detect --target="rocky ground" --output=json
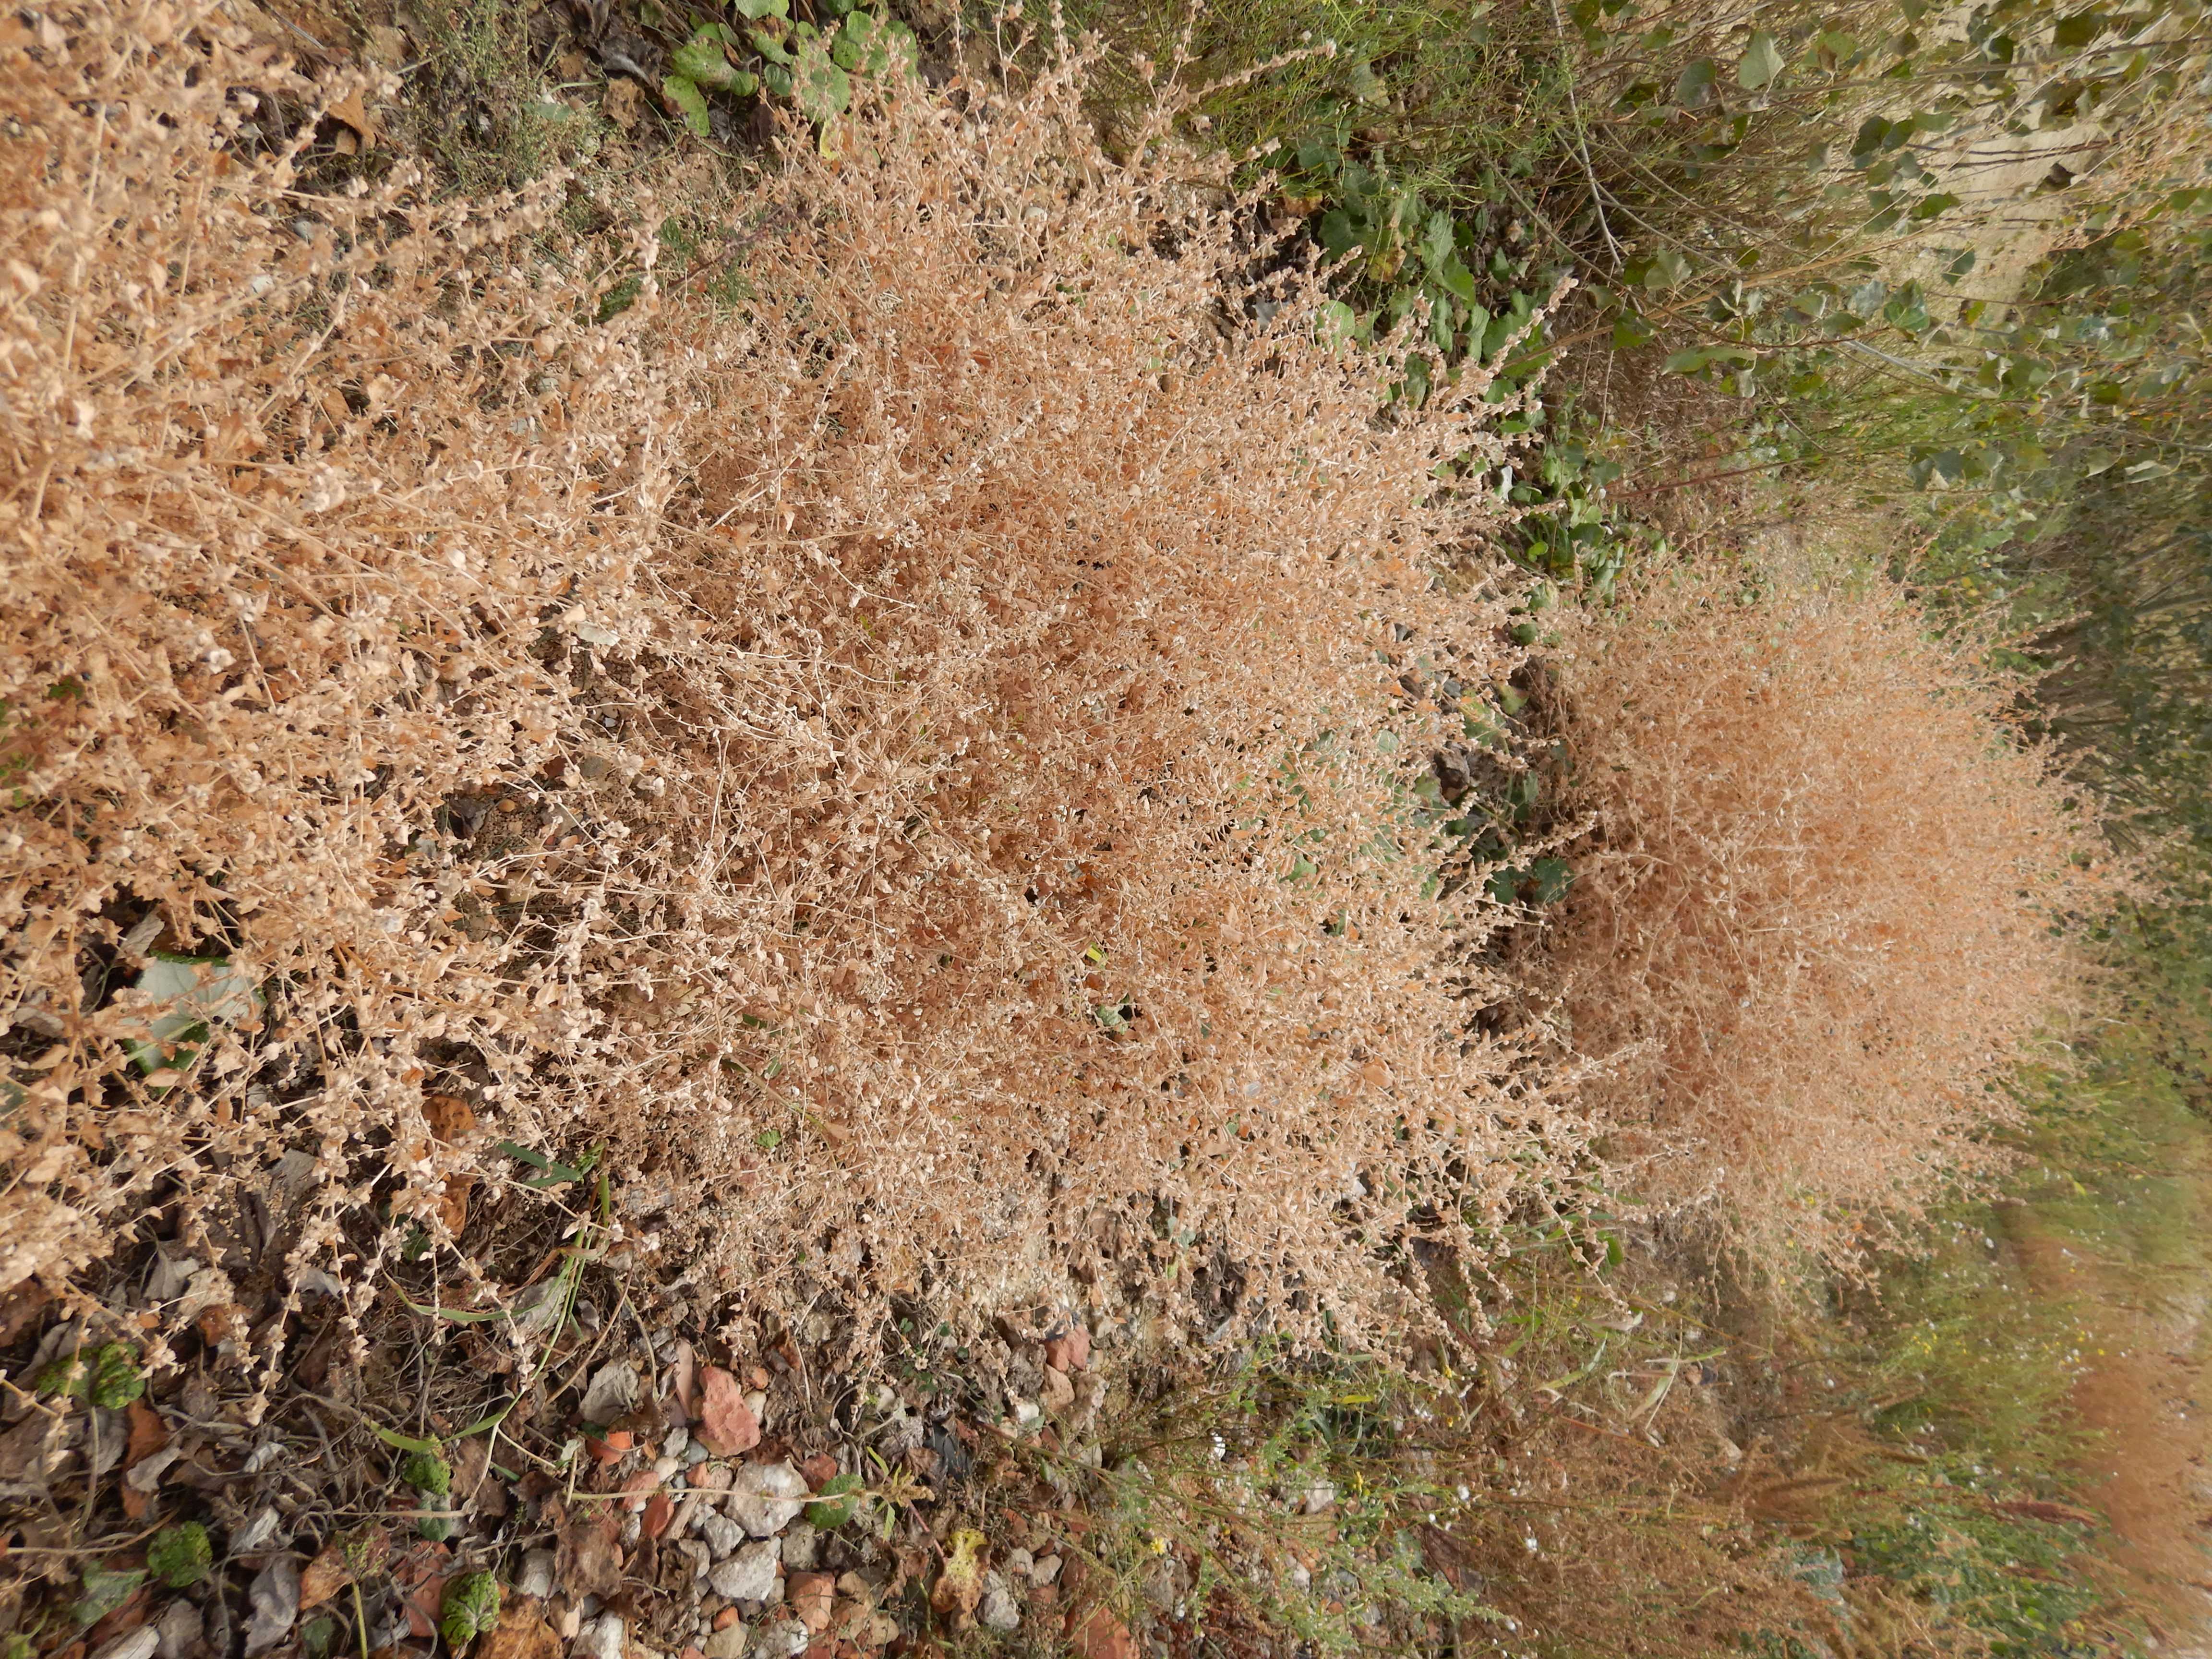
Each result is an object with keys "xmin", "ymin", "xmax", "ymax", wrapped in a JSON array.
[{"xmin": 0, "ymin": 1233, "xmax": 1151, "ymax": 1659}]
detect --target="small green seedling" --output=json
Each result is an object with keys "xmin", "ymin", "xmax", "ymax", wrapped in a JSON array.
[
  {"xmin": 39, "ymin": 1341, "xmax": 146, "ymax": 1408},
  {"xmin": 149, "ymin": 1522, "xmax": 214, "ymax": 1588}
]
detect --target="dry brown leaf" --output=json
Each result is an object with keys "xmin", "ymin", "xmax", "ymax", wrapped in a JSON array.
[
  {"xmin": 476, "ymin": 1604, "xmax": 561, "ymax": 1659},
  {"xmin": 437, "ymin": 1173, "xmax": 474, "ymax": 1238},
  {"xmin": 423, "ymin": 1094, "xmax": 478, "ymax": 1143},
  {"xmin": 555, "ymin": 1509, "xmax": 624, "ymax": 1600},
  {"xmin": 327, "ymin": 88, "xmax": 375, "ymax": 147},
  {"xmin": 119, "ymin": 1400, "xmax": 168, "ymax": 1521},
  {"xmin": 298, "ymin": 1542, "xmax": 351, "ymax": 1611}
]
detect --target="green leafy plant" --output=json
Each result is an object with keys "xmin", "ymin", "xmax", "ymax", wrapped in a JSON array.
[
  {"xmin": 39, "ymin": 1341, "xmax": 145, "ymax": 1407},
  {"xmin": 663, "ymin": 24, "xmax": 760, "ymax": 137},
  {"xmin": 148, "ymin": 1523, "xmax": 214, "ymax": 1589},
  {"xmin": 439, "ymin": 1571, "xmax": 502, "ymax": 1647},
  {"xmin": 804, "ymin": 1471, "xmax": 864, "ymax": 1528}
]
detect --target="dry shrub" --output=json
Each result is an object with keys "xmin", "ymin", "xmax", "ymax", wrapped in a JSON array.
[
  {"xmin": 0, "ymin": 2, "xmax": 1578, "ymax": 1352},
  {"xmin": 1541, "ymin": 565, "xmax": 2114, "ymax": 1266}
]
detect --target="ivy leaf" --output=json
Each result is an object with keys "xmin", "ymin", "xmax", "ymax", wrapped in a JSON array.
[
  {"xmin": 1433, "ymin": 252, "xmax": 1478, "ymax": 304},
  {"xmin": 732, "ymin": 0, "xmax": 789, "ymax": 16},
  {"xmin": 1673, "ymin": 57, "xmax": 1719, "ymax": 108},
  {"xmin": 1736, "ymin": 30, "xmax": 1783, "ymax": 90},
  {"xmin": 662, "ymin": 74, "xmax": 711, "ymax": 137},
  {"xmin": 671, "ymin": 31, "xmax": 740, "ymax": 91},
  {"xmin": 792, "ymin": 42, "xmax": 852, "ymax": 120},
  {"xmin": 831, "ymin": 10, "xmax": 918, "ymax": 78}
]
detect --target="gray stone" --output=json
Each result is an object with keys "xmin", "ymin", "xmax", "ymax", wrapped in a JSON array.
[
  {"xmin": 726, "ymin": 1461, "xmax": 808, "ymax": 1538},
  {"xmin": 704, "ymin": 1625, "xmax": 747, "ymax": 1659},
  {"xmin": 709, "ymin": 1540, "xmax": 780, "ymax": 1603},
  {"xmin": 699, "ymin": 1510, "xmax": 745, "ymax": 1560},
  {"xmin": 979, "ymin": 1573, "xmax": 1021, "ymax": 1633},
  {"xmin": 574, "ymin": 1613, "xmax": 625, "ymax": 1659},
  {"xmin": 747, "ymin": 1620, "xmax": 809, "ymax": 1659},
  {"xmin": 517, "ymin": 1548, "xmax": 558, "ymax": 1599},
  {"xmin": 1031, "ymin": 1554, "xmax": 1062, "ymax": 1587},
  {"xmin": 779, "ymin": 1523, "xmax": 817, "ymax": 1572}
]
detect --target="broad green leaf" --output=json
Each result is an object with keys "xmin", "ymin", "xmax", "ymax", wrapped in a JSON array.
[
  {"xmin": 792, "ymin": 43, "xmax": 841, "ymax": 118},
  {"xmin": 671, "ymin": 31, "xmax": 740, "ymax": 91},
  {"xmin": 733, "ymin": 0, "xmax": 789, "ymax": 16},
  {"xmin": 1673, "ymin": 57, "xmax": 1719, "ymax": 108},
  {"xmin": 831, "ymin": 10, "xmax": 918, "ymax": 78},
  {"xmin": 1736, "ymin": 30, "xmax": 1783, "ymax": 90},
  {"xmin": 1420, "ymin": 209, "xmax": 1455, "ymax": 273},
  {"xmin": 662, "ymin": 73, "xmax": 711, "ymax": 136},
  {"xmin": 1433, "ymin": 253, "xmax": 1478, "ymax": 304},
  {"xmin": 126, "ymin": 953, "xmax": 260, "ymax": 1073}
]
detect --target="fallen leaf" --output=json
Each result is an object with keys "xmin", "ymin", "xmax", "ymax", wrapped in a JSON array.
[
  {"xmin": 119, "ymin": 1403, "xmax": 169, "ymax": 1522},
  {"xmin": 695, "ymin": 1366, "xmax": 759, "ymax": 1456},
  {"xmin": 326, "ymin": 88, "xmax": 376, "ymax": 148},
  {"xmin": 476, "ymin": 1605, "xmax": 561, "ymax": 1659},
  {"xmin": 299, "ymin": 1542, "xmax": 351, "ymax": 1611},
  {"xmin": 243, "ymin": 1558, "xmax": 301, "ymax": 1655},
  {"xmin": 0, "ymin": 1280, "xmax": 51, "ymax": 1347},
  {"xmin": 929, "ymin": 1530, "xmax": 985, "ymax": 1618},
  {"xmin": 602, "ymin": 77, "xmax": 641, "ymax": 133},
  {"xmin": 453, "ymin": 1435, "xmax": 511, "ymax": 1519},
  {"xmin": 555, "ymin": 1508, "xmax": 623, "ymax": 1600},
  {"xmin": 643, "ymin": 1489, "xmax": 674, "ymax": 1541},
  {"xmin": 668, "ymin": 1340, "xmax": 698, "ymax": 1421},
  {"xmin": 578, "ymin": 1360, "xmax": 640, "ymax": 1428},
  {"xmin": 424, "ymin": 1094, "xmax": 476, "ymax": 1142}
]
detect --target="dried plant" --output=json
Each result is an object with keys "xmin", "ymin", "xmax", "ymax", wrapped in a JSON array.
[
  {"xmin": 0, "ymin": 2, "xmax": 1579, "ymax": 1357},
  {"xmin": 1539, "ymin": 564, "xmax": 2118, "ymax": 1268}
]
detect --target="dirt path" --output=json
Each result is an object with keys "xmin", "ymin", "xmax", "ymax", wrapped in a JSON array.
[{"xmin": 2002, "ymin": 1184, "xmax": 2212, "ymax": 1650}]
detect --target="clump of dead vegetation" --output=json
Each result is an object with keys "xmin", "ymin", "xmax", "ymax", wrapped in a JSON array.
[
  {"xmin": 0, "ymin": 1, "xmax": 1581, "ymax": 1361},
  {"xmin": 1540, "ymin": 563, "xmax": 2117, "ymax": 1266}
]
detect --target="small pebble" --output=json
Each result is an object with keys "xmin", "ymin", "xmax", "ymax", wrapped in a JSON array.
[
  {"xmin": 780, "ymin": 1522, "xmax": 818, "ymax": 1572},
  {"xmin": 518, "ymin": 1549, "xmax": 558, "ymax": 1599},
  {"xmin": 664, "ymin": 1425, "xmax": 690, "ymax": 1461},
  {"xmin": 1031, "ymin": 1554, "xmax": 1063, "ymax": 1587},
  {"xmin": 574, "ymin": 1613, "xmax": 625, "ymax": 1659},
  {"xmin": 703, "ymin": 1625, "xmax": 747, "ymax": 1659},
  {"xmin": 700, "ymin": 1511, "xmax": 745, "ymax": 1560},
  {"xmin": 1005, "ymin": 1548, "xmax": 1034, "ymax": 1582}
]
